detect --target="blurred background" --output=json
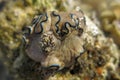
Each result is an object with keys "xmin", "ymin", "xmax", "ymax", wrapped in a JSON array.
[{"xmin": 0, "ymin": 0, "xmax": 120, "ymax": 80}]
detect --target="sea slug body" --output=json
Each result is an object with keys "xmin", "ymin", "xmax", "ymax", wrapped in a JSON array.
[{"xmin": 23, "ymin": 11, "xmax": 86, "ymax": 70}]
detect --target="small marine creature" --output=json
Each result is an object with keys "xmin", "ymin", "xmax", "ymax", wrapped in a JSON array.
[{"xmin": 23, "ymin": 11, "xmax": 86, "ymax": 70}]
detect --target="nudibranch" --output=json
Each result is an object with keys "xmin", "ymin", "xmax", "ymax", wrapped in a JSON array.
[{"xmin": 23, "ymin": 11, "xmax": 86, "ymax": 70}]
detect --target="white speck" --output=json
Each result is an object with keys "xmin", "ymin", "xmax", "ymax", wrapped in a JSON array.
[{"xmin": 85, "ymin": 15, "xmax": 102, "ymax": 36}]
